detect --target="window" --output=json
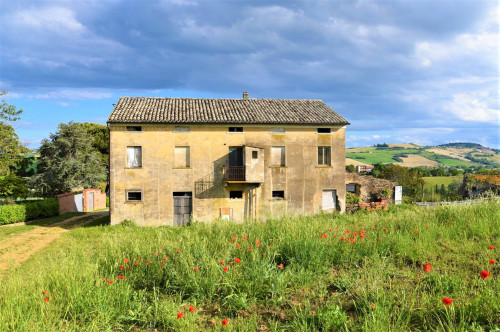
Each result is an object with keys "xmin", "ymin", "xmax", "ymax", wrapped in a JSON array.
[
  {"xmin": 174, "ymin": 126, "xmax": 190, "ymax": 132},
  {"xmin": 228, "ymin": 127, "xmax": 243, "ymax": 132},
  {"xmin": 126, "ymin": 126, "xmax": 142, "ymax": 132},
  {"xmin": 127, "ymin": 146, "xmax": 142, "ymax": 167},
  {"xmin": 126, "ymin": 190, "xmax": 142, "ymax": 202},
  {"xmin": 175, "ymin": 146, "xmax": 190, "ymax": 168},
  {"xmin": 252, "ymin": 151, "xmax": 258, "ymax": 159},
  {"xmin": 271, "ymin": 147, "xmax": 286, "ymax": 166},
  {"xmin": 346, "ymin": 184, "xmax": 356, "ymax": 193},
  {"xmin": 318, "ymin": 146, "xmax": 331, "ymax": 166},
  {"xmin": 272, "ymin": 190, "xmax": 285, "ymax": 199},
  {"xmin": 270, "ymin": 127, "xmax": 285, "ymax": 133},
  {"xmin": 230, "ymin": 191, "xmax": 243, "ymax": 199},
  {"xmin": 317, "ymin": 128, "xmax": 331, "ymax": 134}
]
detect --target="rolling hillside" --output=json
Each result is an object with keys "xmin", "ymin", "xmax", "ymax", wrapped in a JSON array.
[{"xmin": 346, "ymin": 143, "xmax": 499, "ymax": 169}]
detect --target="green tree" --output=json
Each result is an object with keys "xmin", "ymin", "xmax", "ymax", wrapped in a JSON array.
[
  {"xmin": 78, "ymin": 122, "xmax": 109, "ymax": 167},
  {"xmin": 345, "ymin": 164, "xmax": 356, "ymax": 173},
  {"xmin": 0, "ymin": 91, "xmax": 25, "ymax": 175},
  {"xmin": 376, "ymin": 165, "xmax": 424, "ymax": 197},
  {"xmin": 430, "ymin": 167, "xmax": 447, "ymax": 176},
  {"xmin": 29, "ymin": 122, "xmax": 107, "ymax": 195},
  {"xmin": 440, "ymin": 184, "xmax": 446, "ymax": 195},
  {"xmin": 0, "ymin": 174, "xmax": 29, "ymax": 197}
]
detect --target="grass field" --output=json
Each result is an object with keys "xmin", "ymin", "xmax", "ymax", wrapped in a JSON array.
[
  {"xmin": 0, "ymin": 203, "xmax": 498, "ymax": 331},
  {"xmin": 423, "ymin": 176, "xmax": 462, "ymax": 190}
]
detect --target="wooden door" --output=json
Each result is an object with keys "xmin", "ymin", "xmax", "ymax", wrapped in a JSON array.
[{"xmin": 173, "ymin": 193, "xmax": 192, "ymax": 226}]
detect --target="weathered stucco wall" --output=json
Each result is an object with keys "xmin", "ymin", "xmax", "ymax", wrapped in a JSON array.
[
  {"xmin": 345, "ymin": 173, "xmax": 396, "ymax": 203},
  {"xmin": 110, "ymin": 124, "xmax": 346, "ymax": 226}
]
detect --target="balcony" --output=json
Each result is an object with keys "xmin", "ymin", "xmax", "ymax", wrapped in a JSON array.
[{"xmin": 223, "ymin": 166, "xmax": 246, "ymax": 181}]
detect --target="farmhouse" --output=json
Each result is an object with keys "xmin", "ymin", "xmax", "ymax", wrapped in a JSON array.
[{"xmin": 107, "ymin": 93, "xmax": 350, "ymax": 226}]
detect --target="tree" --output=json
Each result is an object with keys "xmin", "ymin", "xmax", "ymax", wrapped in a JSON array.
[
  {"xmin": 0, "ymin": 174, "xmax": 29, "ymax": 197},
  {"xmin": 0, "ymin": 91, "xmax": 25, "ymax": 176},
  {"xmin": 29, "ymin": 122, "xmax": 107, "ymax": 195},
  {"xmin": 345, "ymin": 164, "xmax": 356, "ymax": 173},
  {"xmin": 440, "ymin": 184, "xmax": 446, "ymax": 195},
  {"xmin": 375, "ymin": 165, "xmax": 424, "ymax": 197},
  {"xmin": 78, "ymin": 122, "xmax": 109, "ymax": 167}
]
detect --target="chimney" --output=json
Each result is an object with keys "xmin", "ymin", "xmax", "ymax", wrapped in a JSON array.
[{"xmin": 242, "ymin": 91, "xmax": 249, "ymax": 99}]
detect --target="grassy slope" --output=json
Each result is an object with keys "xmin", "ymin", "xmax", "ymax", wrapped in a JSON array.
[
  {"xmin": 346, "ymin": 146, "xmax": 488, "ymax": 168},
  {"xmin": 423, "ymin": 176, "xmax": 461, "ymax": 190},
  {"xmin": 0, "ymin": 203, "xmax": 498, "ymax": 331}
]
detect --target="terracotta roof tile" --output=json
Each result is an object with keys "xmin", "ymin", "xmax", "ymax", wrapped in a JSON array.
[{"xmin": 108, "ymin": 97, "xmax": 349, "ymax": 125}]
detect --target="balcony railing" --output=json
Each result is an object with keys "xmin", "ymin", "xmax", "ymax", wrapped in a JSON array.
[{"xmin": 223, "ymin": 166, "xmax": 245, "ymax": 181}]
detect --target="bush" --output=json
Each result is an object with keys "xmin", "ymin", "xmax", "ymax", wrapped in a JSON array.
[
  {"xmin": 0, "ymin": 198, "xmax": 59, "ymax": 225},
  {"xmin": 346, "ymin": 192, "xmax": 361, "ymax": 204}
]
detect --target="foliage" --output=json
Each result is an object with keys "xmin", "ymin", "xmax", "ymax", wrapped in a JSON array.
[
  {"xmin": 0, "ymin": 174, "xmax": 29, "ymax": 197},
  {"xmin": 375, "ymin": 164, "xmax": 424, "ymax": 197},
  {"xmin": 0, "ymin": 91, "xmax": 26, "ymax": 176},
  {"xmin": 0, "ymin": 198, "xmax": 59, "ymax": 224},
  {"xmin": 12, "ymin": 153, "xmax": 39, "ymax": 176},
  {"xmin": 345, "ymin": 164, "xmax": 355, "ymax": 173},
  {"xmin": 346, "ymin": 192, "xmax": 361, "ymax": 204},
  {"xmin": 0, "ymin": 202, "xmax": 498, "ymax": 330},
  {"xmin": 29, "ymin": 122, "xmax": 107, "ymax": 195},
  {"xmin": 78, "ymin": 122, "xmax": 109, "ymax": 167}
]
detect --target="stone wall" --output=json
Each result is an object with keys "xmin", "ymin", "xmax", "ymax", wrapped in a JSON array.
[
  {"xmin": 346, "ymin": 199, "xmax": 389, "ymax": 213},
  {"xmin": 346, "ymin": 173, "xmax": 396, "ymax": 203}
]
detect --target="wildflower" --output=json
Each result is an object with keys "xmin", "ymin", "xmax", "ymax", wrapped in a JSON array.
[
  {"xmin": 255, "ymin": 239, "xmax": 260, "ymax": 244},
  {"xmin": 189, "ymin": 305, "xmax": 196, "ymax": 312},
  {"xmin": 194, "ymin": 267, "xmax": 199, "ymax": 272},
  {"xmin": 222, "ymin": 319, "xmax": 229, "ymax": 326},
  {"xmin": 278, "ymin": 263, "xmax": 284, "ymax": 270},
  {"xmin": 480, "ymin": 270, "xmax": 492, "ymax": 279},
  {"xmin": 489, "ymin": 259, "xmax": 496, "ymax": 264},
  {"xmin": 126, "ymin": 267, "xmax": 131, "ymax": 271},
  {"xmin": 424, "ymin": 264, "xmax": 432, "ymax": 272},
  {"xmin": 370, "ymin": 303, "xmax": 376, "ymax": 308},
  {"xmin": 296, "ymin": 237, "xmax": 299, "ymax": 240},
  {"xmin": 248, "ymin": 247, "xmax": 252, "ymax": 251},
  {"xmin": 257, "ymin": 243, "xmax": 262, "ymax": 247},
  {"xmin": 425, "ymin": 226, "xmax": 429, "ymax": 229},
  {"xmin": 164, "ymin": 256, "xmax": 169, "ymax": 260},
  {"xmin": 42, "ymin": 290, "xmax": 48, "ymax": 295},
  {"xmin": 268, "ymin": 245, "xmax": 272, "ymax": 248},
  {"xmin": 234, "ymin": 257, "xmax": 240, "ymax": 264},
  {"xmin": 442, "ymin": 297, "xmax": 454, "ymax": 306},
  {"xmin": 223, "ymin": 266, "xmax": 228, "ymax": 272},
  {"xmin": 159, "ymin": 246, "xmax": 163, "ymax": 250},
  {"xmin": 103, "ymin": 278, "xmax": 108, "ymax": 282},
  {"xmin": 220, "ymin": 260, "xmax": 225, "ymax": 265},
  {"xmin": 177, "ymin": 250, "xmax": 181, "ymax": 254},
  {"xmin": 489, "ymin": 245, "xmax": 495, "ymax": 250},
  {"xmin": 44, "ymin": 297, "xmax": 50, "ymax": 302},
  {"xmin": 323, "ymin": 234, "xmax": 328, "ymax": 238},
  {"xmin": 146, "ymin": 260, "xmax": 151, "ymax": 264},
  {"xmin": 120, "ymin": 264, "xmax": 124, "ymax": 270},
  {"xmin": 236, "ymin": 243, "xmax": 241, "ymax": 248},
  {"xmin": 384, "ymin": 228, "xmax": 388, "ymax": 232},
  {"xmin": 153, "ymin": 252, "xmax": 158, "ymax": 256},
  {"xmin": 329, "ymin": 229, "xmax": 332, "ymax": 232},
  {"xmin": 242, "ymin": 236, "xmax": 248, "ymax": 241},
  {"xmin": 177, "ymin": 312, "xmax": 184, "ymax": 319},
  {"xmin": 414, "ymin": 230, "xmax": 418, "ymax": 234},
  {"xmin": 261, "ymin": 253, "xmax": 264, "ymax": 257},
  {"xmin": 161, "ymin": 264, "xmax": 164, "ymax": 269},
  {"xmin": 124, "ymin": 259, "xmax": 130, "ymax": 263},
  {"xmin": 353, "ymin": 232, "xmax": 357, "ymax": 236},
  {"xmin": 340, "ymin": 237, "xmax": 345, "ymax": 241},
  {"xmin": 378, "ymin": 238, "xmax": 381, "ymax": 243},
  {"xmin": 373, "ymin": 227, "xmax": 376, "ymax": 230},
  {"xmin": 134, "ymin": 261, "xmax": 139, "ymax": 266},
  {"xmin": 275, "ymin": 238, "xmax": 279, "ymax": 242},
  {"xmin": 109, "ymin": 280, "xmax": 113, "ymax": 284}
]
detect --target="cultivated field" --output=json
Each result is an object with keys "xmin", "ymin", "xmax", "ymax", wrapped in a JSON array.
[{"xmin": 0, "ymin": 203, "xmax": 498, "ymax": 331}]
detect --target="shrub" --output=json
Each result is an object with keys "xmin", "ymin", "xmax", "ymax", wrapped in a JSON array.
[
  {"xmin": 0, "ymin": 198, "xmax": 59, "ymax": 225},
  {"xmin": 346, "ymin": 192, "xmax": 361, "ymax": 204}
]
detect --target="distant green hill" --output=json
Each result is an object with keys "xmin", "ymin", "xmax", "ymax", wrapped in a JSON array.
[{"xmin": 346, "ymin": 143, "xmax": 499, "ymax": 169}]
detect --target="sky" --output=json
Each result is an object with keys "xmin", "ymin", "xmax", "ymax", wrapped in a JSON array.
[{"xmin": 0, "ymin": 0, "xmax": 499, "ymax": 149}]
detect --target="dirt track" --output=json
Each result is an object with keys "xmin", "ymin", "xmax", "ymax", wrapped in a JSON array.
[{"xmin": 0, "ymin": 211, "xmax": 108, "ymax": 277}]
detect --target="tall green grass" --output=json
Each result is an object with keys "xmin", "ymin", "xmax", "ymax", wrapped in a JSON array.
[{"xmin": 0, "ymin": 202, "xmax": 498, "ymax": 331}]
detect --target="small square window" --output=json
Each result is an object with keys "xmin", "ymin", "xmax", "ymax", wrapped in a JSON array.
[
  {"xmin": 126, "ymin": 126, "xmax": 142, "ymax": 132},
  {"xmin": 228, "ymin": 127, "xmax": 243, "ymax": 132},
  {"xmin": 317, "ymin": 128, "xmax": 331, "ymax": 134},
  {"xmin": 174, "ymin": 126, "xmax": 190, "ymax": 132},
  {"xmin": 230, "ymin": 191, "xmax": 243, "ymax": 199},
  {"xmin": 272, "ymin": 190, "xmax": 285, "ymax": 199},
  {"xmin": 270, "ymin": 127, "xmax": 285, "ymax": 133},
  {"xmin": 252, "ymin": 151, "xmax": 258, "ymax": 159},
  {"xmin": 126, "ymin": 190, "xmax": 142, "ymax": 202}
]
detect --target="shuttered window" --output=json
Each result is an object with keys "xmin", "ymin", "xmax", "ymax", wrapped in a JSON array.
[{"xmin": 318, "ymin": 146, "xmax": 331, "ymax": 166}]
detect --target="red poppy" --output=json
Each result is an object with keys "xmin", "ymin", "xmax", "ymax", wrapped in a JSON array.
[
  {"xmin": 42, "ymin": 290, "xmax": 48, "ymax": 295},
  {"xmin": 373, "ymin": 227, "xmax": 376, "ymax": 230},
  {"xmin": 236, "ymin": 243, "xmax": 241, "ymax": 248},
  {"xmin": 234, "ymin": 257, "xmax": 240, "ymax": 264},
  {"xmin": 120, "ymin": 264, "xmax": 124, "ymax": 270},
  {"xmin": 257, "ymin": 243, "xmax": 262, "ymax": 247},
  {"xmin": 159, "ymin": 246, "xmax": 163, "ymax": 250},
  {"xmin": 161, "ymin": 264, "xmax": 164, "ymax": 269},
  {"xmin": 424, "ymin": 264, "xmax": 432, "ymax": 272},
  {"xmin": 296, "ymin": 237, "xmax": 299, "ymax": 240},
  {"xmin": 177, "ymin": 312, "xmax": 184, "ymax": 319},
  {"xmin": 489, "ymin": 259, "xmax": 496, "ymax": 264},
  {"xmin": 153, "ymin": 252, "xmax": 158, "ymax": 256},
  {"xmin": 378, "ymin": 238, "xmax": 381, "ymax": 243},
  {"xmin": 341, "ymin": 237, "xmax": 345, "ymax": 241},
  {"xmin": 220, "ymin": 260, "xmax": 225, "ymax": 265},
  {"xmin": 353, "ymin": 232, "xmax": 357, "ymax": 236},
  {"xmin": 103, "ymin": 278, "xmax": 108, "ymax": 282},
  {"xmin": 278, "ymin": 263, "xmax": 284, "ymax": 270},
  {"xmin": 242, "ymin": 236, "xmax": 248, "ymax": 241},
  {"xmin": 480, "ymin": 270, "xmax": 492, "ymax": 279},
  {"xmin": 425, "ymin": 226, "xmax": 429, "ymax": 229},
  {"xmin": 414, "ymin": 230, "xmax": 418, "ymax": 234},
  {"xmin": 109, "ymin": 280, "xmax": 113, "ymax": 284},
  {"xmin": 275, "ymin": 238, "xmax": 279, "ymax": 242},
  {"xmin": 189, "ymin": 305, "xmax": 196, "ymax": 312},
  {"xmin": 323, "ymin": 234, "xmax": 328, "ymax": 238},
  {"xmin": 384, "ymin": 228, "xmax": 388, "ymax": 232},
  {"xmin": 268, "ymin": 245, "xmax": 272, "ymax": 248},
  {"xmin": 370, "ymin": 303, "xmax": 376, "ymax": 308},
  {"xmin": 255, "ymin": 239, "xmax": 260, "ymax": 244},
  {"xmin": 164, "ymin": 256, "xmax": 169, "ymax": 260},
  {"xmin": 222, "ymin": 319, "xmax": 229, "ymax": 326},
  {"xmin": 146, "ymin": 260, "xmax": 151, "ymax": 264},
  {"xmin": 126, "ymin": 267, "xmax": 131, "ymax": 271},
  {"xmin": 134, "ymin": 262, "xmax": 139, "ymax": 265},
  {"xmin": 261, "ymin": 253, "xmax": 264, "ymax": 257},
  {"xmin": 223, "ymin": 266, "xmax": 228, "ymax": 272},
  {"xmin": 248, "ymin": 247, "xmax": 252, "ymax": 251},
  {"xmin": 124, "ymin": 259, "xmax": 130, "ymax": 263},
  {"xmin": 194, "ymin": 267, "xmax": 199, "ymax": 271},
  {"xmin": 329, "ymin": 229, "xmax": 332, "ymax": 232},
  {"xmin": 44, "ymin": 297, "xmax": 50, "ymax": 302},
  {"xmin": 177, "ymin": 250, "xmax": 181, "ymax": 254},
  {"xmin": 442, "ymin": 297, "xmax": 454, "ymax": 306},
  {"xmin": 489, "ymin": 245, "xmax": 495, "ymax": 250}
]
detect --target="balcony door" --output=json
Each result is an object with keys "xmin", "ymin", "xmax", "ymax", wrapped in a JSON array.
[{"xmin": 228, "ymin": 147, "xmax": 244, "ymax": 166}]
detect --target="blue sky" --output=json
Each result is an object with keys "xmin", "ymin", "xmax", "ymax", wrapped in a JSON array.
[{"xmin": 1, "ymin": 0, "xmax": 498, "ymax": 149}]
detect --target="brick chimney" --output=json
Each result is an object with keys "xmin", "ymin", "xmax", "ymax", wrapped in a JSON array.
[{"xmin": 242, "ymin": 91, "xmax": 249, "ymax": 99}]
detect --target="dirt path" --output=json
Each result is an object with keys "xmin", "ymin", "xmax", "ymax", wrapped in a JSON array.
[{"xmin": 0, "ymin": 211, "xmax": 108, "ymax": 277}]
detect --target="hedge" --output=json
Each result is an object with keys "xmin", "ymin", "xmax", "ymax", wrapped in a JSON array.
[{"xmin": 0, "ymin": 199, "xmax": 59, "ymax": 225}]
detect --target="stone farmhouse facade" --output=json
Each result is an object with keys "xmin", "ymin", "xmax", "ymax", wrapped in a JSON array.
[{"xmin": 107, "ymin": 94, "xmax": 350, "ymax": 226}]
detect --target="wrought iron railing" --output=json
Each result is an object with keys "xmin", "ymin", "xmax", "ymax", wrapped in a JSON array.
[{"xmin": 223, "ymin": 166, "xmax": 245, "ymax": 181}]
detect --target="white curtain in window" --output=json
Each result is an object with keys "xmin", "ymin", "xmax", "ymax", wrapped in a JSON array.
[
  {"xmin": 271, "ymin": 147, "xmax": 285, "ymax": 166},
  {"xmin": 127, "ymin": 146, "xmax": 142, "ymax": 167}
]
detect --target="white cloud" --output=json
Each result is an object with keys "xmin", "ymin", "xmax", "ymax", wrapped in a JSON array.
[
  {"xmin": 30, "ymin": 89, "xmax": 113, "ymax": 100},
  {"xmin": 12, "ymin": 7, "xmax": 84, "ymax": 33},
  {"xmin": 443, "ymin": 92, "xmax": 500, "ymax": 123}
]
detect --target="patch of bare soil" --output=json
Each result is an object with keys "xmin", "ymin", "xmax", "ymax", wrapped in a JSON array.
[
  {"xmin": 427, "ymin": 148, "xmax": 470, "ymax": 161},
  {"xmin": 388, "ymin": 143, "xmax": 420, "ymax": 148},
  {"xmin": 0, "ymin": 211, "xmax": 108, "ymax": 277},
  {"xmin": 396, "ymin": 154, "xmax": 438, "ymax": 167}
]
